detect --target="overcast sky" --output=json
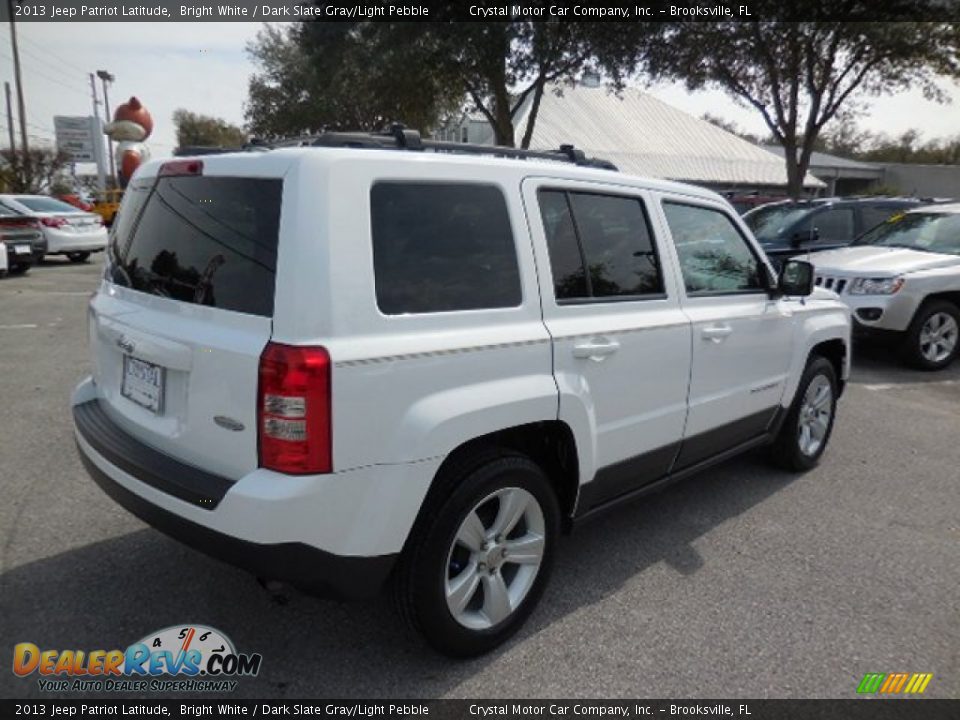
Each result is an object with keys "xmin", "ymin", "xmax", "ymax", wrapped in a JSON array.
[{"xmin": 4, "ymin": 21, "xmax": 960, "ymax": 170}]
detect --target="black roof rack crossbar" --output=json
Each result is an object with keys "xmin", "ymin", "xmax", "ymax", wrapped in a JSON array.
[
  {"xmin": 174, "ymin": 126, "xmax": 618, "ymax": 170},
  {"xmin": 264, "ymin": 124, "xmax": 618, "ymax": 170}
]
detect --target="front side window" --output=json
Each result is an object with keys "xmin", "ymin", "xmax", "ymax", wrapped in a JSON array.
[
  {"xmin": 538, "ymin": 189, "xmax": 663, "ymax": 303},
  {"xmin": 371, "ymin": 182, "xmax": 522, "ymax": 315},
  {"xmin": 662, "ymin": 202, "xmax": 764, "ymax": 295}
]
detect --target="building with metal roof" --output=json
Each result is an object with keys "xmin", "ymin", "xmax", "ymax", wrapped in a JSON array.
[
  {"xmin": 442, "ymin": 81, "xmax": 824, "ymax": 192},
  {"xmin": 762, "ymin": 145, "xmax": 884, "ymax": 196}
]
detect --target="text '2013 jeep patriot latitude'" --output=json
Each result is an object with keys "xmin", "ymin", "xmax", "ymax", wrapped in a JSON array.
[{"xmin": 73, "ymin": 131, "xmax": 851, "ymax": 656}]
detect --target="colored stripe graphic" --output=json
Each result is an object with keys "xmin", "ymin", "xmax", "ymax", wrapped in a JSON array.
[
  {"xmin": 858, "ymin": 672, "xmax": 933, "ymax": 694},
  {"xmin": 857, "ymin": 673, "xmax": 885, "ymax": 693}
]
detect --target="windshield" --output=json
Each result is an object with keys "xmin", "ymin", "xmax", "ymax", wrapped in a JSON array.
[
  {"xmin": 13, "ymin": 196, "xmax": 83, "ymax": 213},
  {"xmin": 743, "ymin": 205, "xmax": 811, "ymax": 240},
  {"xmin": 854, "ymin": 212, "xmax": 960, "ymax": 255}
]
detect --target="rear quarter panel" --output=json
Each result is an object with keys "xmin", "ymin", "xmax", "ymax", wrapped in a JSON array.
[{"xmin": 270, "ymin": 154, "xmax": 558, "ymax": 472}]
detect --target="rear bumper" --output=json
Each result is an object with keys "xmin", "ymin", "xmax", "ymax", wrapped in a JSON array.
[
  {"xmin": 72, "ymin": 392, "xmax": 400, "ymax": 599},
  {"xmin": 45, "ymin": 227, "xmax": 107, "ymax": 253}
]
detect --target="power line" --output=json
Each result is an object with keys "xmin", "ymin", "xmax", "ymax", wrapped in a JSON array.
[
  {"xmin": 0, "ymin": 47, "xmax": 90, "ymax": 99},
  {"xmin": 15, "ymin": 29, "xmax": 92, "ymax": 78},
  {"xmin": 12, "ymin": 41, "xmax": 90, "ymax": 87}
]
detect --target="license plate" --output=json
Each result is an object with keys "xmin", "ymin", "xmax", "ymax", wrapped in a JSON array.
[
  {"xmin": 121, "ymin": 356, "xmax": 165, "ymax": 414},
  {"xmin": 13, "ymin": 245, "xmax": 30, "ymax": 255}
]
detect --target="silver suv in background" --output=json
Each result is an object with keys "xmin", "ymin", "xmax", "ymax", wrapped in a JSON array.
[{"xmin": 809, "ymin": 204, "xmax": 960, "ymax": 369}]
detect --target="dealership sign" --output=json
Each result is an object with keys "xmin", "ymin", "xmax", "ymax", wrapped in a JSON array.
[{"xmin": 54, "ymin": 115, "xmax": 103, "ymax": 163}]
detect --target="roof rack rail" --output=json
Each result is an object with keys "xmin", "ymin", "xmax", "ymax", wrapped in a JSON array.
[
  {"xmin": 265, "ymin": 124, "xmax": 618, "ymax": 170},
  {"xmin": 173, "ymin": 143, "xmax": 269, "ymax": 156}
]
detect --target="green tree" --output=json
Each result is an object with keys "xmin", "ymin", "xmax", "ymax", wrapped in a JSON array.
[
  {"xmin": 245, "ymin": 23, "xmax": 464, "ymax": 138},
  {"xmin": 0, "ymin": 147, "xmax": 71, "ymax": 194},
  {"xmin": 648, "ymin": 9, "xmax": 960, "ymax": 196},
  {"xmin": 173, "ymin": 109, "xmax": 247, "ymax": 149},
  {"xmin": 246, "ymin": 18, "xmax": 652, "ymax": 147}
]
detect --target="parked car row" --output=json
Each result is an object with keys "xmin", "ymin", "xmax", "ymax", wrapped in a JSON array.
[
  {"xmin": 0, "ymin": 194, "xmax": 109, "ymax": 277},
  {"xmin": 737, "ymin": 195, "xmax": 959, "ymax": 371}
]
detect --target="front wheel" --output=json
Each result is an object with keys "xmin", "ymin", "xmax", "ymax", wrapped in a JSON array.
[
  {"xmin": 769, "ymin": 356, "xmax": 838, "ymax": 472},
  {"xmin": 9, "ymin": 264, "xmax": 29, "ymax": 275},
  {"xmin": 394, "ymin": 451, "xmax": 560, "ymax": 657},
  {"xmin": 67, "ymin": 252, "xmax": 91, "ymax": 263},
  {"xmin": 901, "ymin": 300, "xmax": 959, "ymax": 371}
]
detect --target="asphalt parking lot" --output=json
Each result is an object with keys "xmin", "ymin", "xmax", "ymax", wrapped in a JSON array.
[{"xmin": 1, "ymin": 258, "xmax": 957, "ymax": 700}]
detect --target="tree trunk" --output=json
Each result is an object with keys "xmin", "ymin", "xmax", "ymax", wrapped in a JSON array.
[
  {"xmin": 493, "ymin": 95, "xmax": 515, "ymax": 147},
  {"xmin": 519, "ymin": 81, "xmax": 546, "ymax": 150},
  {"xmin": 783, "ymin": 140, "xmax": 804, "ymax": 199}
]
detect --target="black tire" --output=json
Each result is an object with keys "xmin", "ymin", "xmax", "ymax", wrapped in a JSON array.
[
  {"xmin": 900, "ymin": 300, "xmax": 960, "ymax": 371},
  {"xmin": 9, "ymin": 264, "xmax": 29, "ymax": 275},
  {"xmin": 393, "ymin": 448, "xmax": 560, "ymax": 657},
  {"xmin": 67, "ymin": 252, "xmax": 91, "ymax": 263},
  {"xmin": 769, "ymin": 356, "xmax": 838, "ymax": 472}
]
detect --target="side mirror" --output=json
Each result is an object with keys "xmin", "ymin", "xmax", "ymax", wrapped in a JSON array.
[
  {"xmin": 791, "ymin": 227, "xmax": 820, "ymax": 247},
  {"xmin": 779, "ymin": 259, "xmax": 815, "ymax": 297}
]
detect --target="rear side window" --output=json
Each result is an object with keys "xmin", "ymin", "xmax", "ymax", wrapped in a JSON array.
[
  {"xmin": 112, "ymin": 176, "xmax": 282, "ymax": 317},
  {"xmin": 538, "ymin": 189, "xmax": 663, "ymax": 303},
  {"xmin": 370, "ymin": 182, "xmax": 522, "ymax": 315}
]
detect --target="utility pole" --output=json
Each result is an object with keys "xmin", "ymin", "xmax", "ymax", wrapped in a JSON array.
[
  {"xmin": 7, "ymin": 0, "xmax": 30, "ymax": 183},
  {"xmin": 4, "ymin": 82, "xmax": 15, "ymax": 151},
  {"xmin": 97, "ymin": 70, "xmax": 116, "ymax": 181},
  {"xmin": 89, "ymin": 72, "xmax": 106, "ymax": 191}
]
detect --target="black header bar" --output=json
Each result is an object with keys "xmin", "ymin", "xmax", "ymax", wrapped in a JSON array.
[{"xmin": 3, "ymin": 0, "xmax": 958, "ymax": 23}]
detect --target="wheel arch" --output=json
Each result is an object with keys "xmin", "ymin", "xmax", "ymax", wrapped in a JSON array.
[
  {"xmin": 406, "ymin": 421, "xmax": 581, "ymax": 547},
  {"xmin": 809, "ymin": 338, "xmax": 848, "ymax": 396}
]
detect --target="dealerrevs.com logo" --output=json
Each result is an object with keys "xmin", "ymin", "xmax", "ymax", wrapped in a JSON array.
[{"xmin": 13, "ymin": 624, "xmax": 262, "ymax": 693}]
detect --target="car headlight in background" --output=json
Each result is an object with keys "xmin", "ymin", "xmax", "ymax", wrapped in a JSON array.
[{"xmin": 848, "ymin": 277, "xmax": 905, "ymax": 295}]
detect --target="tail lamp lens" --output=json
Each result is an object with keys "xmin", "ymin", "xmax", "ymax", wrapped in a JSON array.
[{"xmin": 257, "ymin": 342, "xmax": 331, "ymax": 475}]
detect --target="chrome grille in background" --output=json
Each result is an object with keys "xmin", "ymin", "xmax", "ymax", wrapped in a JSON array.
[{"xmin": 815, "ymin": 275, "xmax": 847, "ymax": 294}]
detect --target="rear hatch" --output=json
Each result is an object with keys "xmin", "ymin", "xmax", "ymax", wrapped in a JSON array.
[{"xmin": 88, "ymin": 156, "xmax": 288, "ymax": 479}]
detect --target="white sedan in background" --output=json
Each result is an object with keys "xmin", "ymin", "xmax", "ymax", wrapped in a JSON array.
[{"xmin": 0, "ymin": 194, "xmax": 107, "ymax": 263}]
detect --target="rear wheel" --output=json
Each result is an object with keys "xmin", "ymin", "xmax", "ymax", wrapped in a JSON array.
[
  {"xmin": 394, "ymin": 450, "xmax": 559, "ymax": 657},
  {"xmin": 769, "ymin": 356, "xmax": 838, "ymax": 472},
  {"xmin": 901, "ymin": 300, "xmax": 959, "ymax": 371},
  {"xmin": 67, "ymin": 252, "xmax": 91, "ymax": 263},
  {"xmin": 9, "ymin": 264, "xmax": 29, "ymax": 275}
]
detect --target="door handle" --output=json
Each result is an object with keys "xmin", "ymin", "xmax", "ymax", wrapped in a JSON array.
[
  {"xmin": 573, "ymin": 338, "xmax": 620, "ymax": 362},
  {"xmin": 701, "ymin": 325, "xmax": 733, "ymax": 343}
]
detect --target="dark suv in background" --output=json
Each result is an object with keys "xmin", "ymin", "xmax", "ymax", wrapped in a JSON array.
[
  {"xmin": 0, "ymin": 203, "xmax": 45, "ymax": 275},
  {"xmin": 744, "ymin": 197, "xmax": 935, "ymax": 268}
]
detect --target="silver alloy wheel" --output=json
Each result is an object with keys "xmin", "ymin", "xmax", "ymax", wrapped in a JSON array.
[
  {"xmin": 919, "ymin": 312, "xmax": 959, "ymax": 364},
  {"xmin": 444, "ymin": 487, "xmax": 546, "ymax": 631},
  {"xmin": 797, "ymin": 374, "xmax": 832, "ymax": 457}
]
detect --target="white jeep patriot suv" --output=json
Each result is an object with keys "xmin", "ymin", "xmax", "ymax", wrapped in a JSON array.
[{"xmin": 73, "ymin": 129, "xmax": 851, "ymax": 656}]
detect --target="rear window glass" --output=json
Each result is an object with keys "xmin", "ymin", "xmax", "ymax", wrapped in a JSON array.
[
  {"xmin": 370, "ymin": 182, "xmax": 522, "ymax": 315},
  {"xmin": 112, "ymin": 176, "xmax": 282, "ymax": 317},
  {"xmin": 12, "ymin": 196, "xmax": 81, "ymax": 213}
]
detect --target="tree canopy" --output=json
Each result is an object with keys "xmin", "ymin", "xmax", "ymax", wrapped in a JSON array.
[
  {"xmin": 0, "ymin": 147, "xmax": 71, "ymax": 194},
  {"xmin": 245, "ymin": 18, "xmax": 652, "ymax": 147},
  {"xmin": 173, "ymin": 109, "xmax": 247, "ymax": 149},
  {"xmin": 649, "ymin": 10, "xmax": 960, "ymax": 196}
]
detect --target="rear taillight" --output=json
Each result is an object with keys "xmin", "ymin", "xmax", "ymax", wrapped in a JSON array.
[
  {"xmin": 41, "ymin": 217, "xmax": 67, "ymax": 228},
  {"xmin": 257, "ymin": 342, "xmax": 331, "ymax": 475}
]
